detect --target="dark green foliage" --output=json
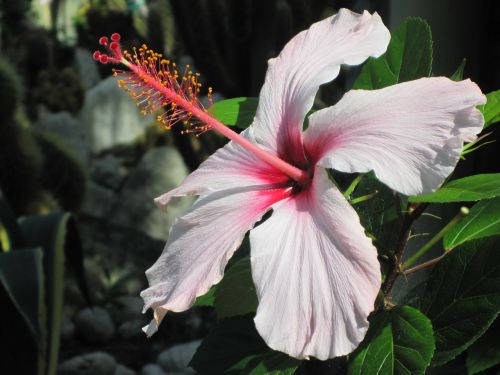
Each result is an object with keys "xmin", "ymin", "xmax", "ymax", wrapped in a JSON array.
[
  {"xmin": 0, "ymin": 121, "xmax": 44, "ymax": 215},
  {"xmin": 0, "ymin": 58, "xmax": 24, "ymax": 123},
  {"xmin": 170, "ymin": 0, "xmax": 335, "ymax": 96},
  {"xmin": 32, "ymin": 68, "xmax": 85, "ymax": 115},
  {"xmin": 0, "ymin": 0, "xmax": 33, "ymax": 43},
  {"xmin": 34, "ymin": 130, "xmax": 87, "ymax": 212}
]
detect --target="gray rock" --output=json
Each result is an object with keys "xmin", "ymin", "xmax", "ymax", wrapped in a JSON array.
[
  {"xmin": 91, "ymin": 154, "xmax": 126, "ymax": 190},
  {"xmin": 61, "ymin": 314, "xmax": 75, "ymax": 341},
  {"xmin": 114, "ymin": 364, "xmax": 136, "ymax": 375},
  {"xmin": 74, "ymin": 307, "xmax": 115, "ymax": 343},
  {"xmin": 141, "ymin": 364, "xmax": 166, "ymax": 375},
  {"xmin": 74, "ymin": 47, "xmax": 101, "ymax": 90},
  {"xmin": 112, "ymin": 296, "xmax": 144, "ymax": 324},
  {"xmin": 80, "ymin": 76, "xmax": 152, "ymax": 153},
  {"xmin": 114, "ymin": 147, "xmax": 193, "ymax": 240},
  {"xmin": 118, "ymin": 319, "xmax": 144, "ymax": 340},
  {"xmin": 157, "ymin": 340, "xmax": 201, "ymax": 373},
  {"xmin": 58, "ymin": 351, "xmax": 116, "ymax": 375},
  {"xmin": 81, "ymin": 181, "xmax": 116, "ymax": 218},
  {"xmin": 34, "ymin": 111, "xmax": 89, "ymax": 167}
]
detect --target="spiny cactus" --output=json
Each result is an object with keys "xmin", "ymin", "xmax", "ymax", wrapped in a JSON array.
[
  {"xmin": 0, "ymin": 120, "xmax": 45, "ymax": 215},
  {"xmin": 33, "ymin": 130, "xmax": 87, "ymax": 213},
  {"xmin": 32, "ymin": 68, "xmax": 85, "ymax": 115}
]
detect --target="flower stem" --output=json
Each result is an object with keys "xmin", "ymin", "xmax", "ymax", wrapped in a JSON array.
[
  {"xmin": 381, "ymin": 203, "xmax": 428, "ymax": 298},
  {"xmin": 343, "ymin": 174, "xmax": 364, "ymax": 198},
  {"xmin": 402, "ymin": 254, "xmax": 445, "ymax": 275},
  {"xmin": 402, "ymin": 206, "xmax": 469, "ymax": 269}
]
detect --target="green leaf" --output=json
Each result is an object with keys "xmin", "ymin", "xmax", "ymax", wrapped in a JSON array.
[
  {"xmin": 19, "ymin": 213, "xmax": 88, "ymax": 375},
  {"xmin": 214, "ymin": 256, "xmax": 258, "ymax": 319},
  {"xmin": 351, "ymin": 173, "xmax": 402, "ymax": 261},
  {"xmin": 444, "ymin": 197, "xmax": 500, "ymax": 249},
  {"xmin": 466, "ymin": 318, "xmax": 500, "ymax": 375},
  {"xmin": 0, "ymin": 196, "xmax": 24, "ymax": 249},
  {"xmin": 410, "ymin": 237, "xmax": 500, "ymax": 366},
  {"xmin": 348, "ymin": 305, "xmax": 435, "ymax": 375},
  {"xmin": 354, "ymin": 17, "xmax": 432, "ymax": 90},
  {"xmin": 450, "ymin": 59, "xmax": 466, "ymax": 81},
  {"xmin": 0, "ymin": 247, "xmax": 45, "ymax": 345},
  {"xmin": 480, "ymin": 90, "xmax": 500, "ymax": 129},
  {"xmin": 210, "ymin": 97, "xmax": 258, "ymax": 129},
  {"xmin": 190, "ymin": 316, "xmax": 299, "ymax": 375},
  {"xmin": 409, "ymin": 174, "xmax": 500, "ymax": 203},
  {"xmin": 0, "ymin": 248, "xmax": 46, "ymax": 375},
  {"xmin": 195, "ymin": 286, "xmax": 216, "ymax": 306}
]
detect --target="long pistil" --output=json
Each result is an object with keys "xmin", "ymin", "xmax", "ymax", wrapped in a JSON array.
[{"xmin": 95, "ymin": 34, "xmax": 309, "ymax": 184}]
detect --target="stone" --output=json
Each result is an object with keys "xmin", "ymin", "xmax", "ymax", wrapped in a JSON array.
[
  {"xmin": 114, "ymin": 146, "xmax": 193, "ymax": 240},
  {"xmin": 157, "ymin": 340, "xmax": 201, "ymax": 373},
  {"xmin": 34, "ymin": 111, "xmax": 89, "ymax": 167},
  {"xmin": 114, "ymin": 364, "xmax": 137, "ymax": 375},
  {"xmin": 81, "ymin": 181, "xmax": 116, "ymax": 218},
  {"xmin": 74, "ymin": 47, "xmax": 101, "ymax": 90},
  {"xmin": 91, "ymin": 154, "xmax": 126, "ymax": 190},
  {"xmin": 58, "ymin": 351, "xmax": 116, "ymax": 375},
  {"xmin": 112, "ymin": 296, "xmax": 144, "ymax": 324},
  {"xmin": 61, "ymin": 313, "xmax": 76, "ymax": 341},
  {"xmin": 118, "ymin": 319, "xmax": 144, "ymax": 340},
  {"xmin": 80, "ymin": 76, "xmax": 153, "ymax": 154},
  {"xmin": 141, "ymin": 364, "xmax": 166, "ymax": 375},
  {"xmin": 74, "ymin": 307, "xmax": 115, "ymax": 344}
]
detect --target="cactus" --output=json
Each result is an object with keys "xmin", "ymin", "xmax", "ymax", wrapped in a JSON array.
[
  {"xmin": 0, "ymin": 58, "xmax": 24, "ymax": 123},
  {"xmin": 33, "ymin": 130, "xmax": 87, "ymax": 213},
  {"xmin": 0, "ymin": 120, "xmax": 45, "ymax": 215},
  {"xmin": 32, "ymin": 68, "xmax": 85, "ymax": 115},
  {"xmin": 169, "ymin": 0, "xmax": 334, "ymax": 97}
]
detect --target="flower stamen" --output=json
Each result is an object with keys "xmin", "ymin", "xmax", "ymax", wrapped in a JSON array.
[{"xmin": 94, "ymin": 34, "xmax": 309, "ymax": 184}]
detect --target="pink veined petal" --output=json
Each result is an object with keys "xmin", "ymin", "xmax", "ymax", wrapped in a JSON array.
[
  {"xmin": 303, "ymin": 77, "xmax": 486, "ymax": 196},
  {"xmin": 252, "ymin": 8, "xmax": 390, "ymax": 166},
  {"xmin": 250, "ymin": 167, "xmax": 380, "ymax": 360},
  {"xmin": 141, "ymin": 185, "xmax": 291, "ymax": 336},
  {"xmin": 154, "ymin": 128, "xmax": 289, "ymax": 207}
]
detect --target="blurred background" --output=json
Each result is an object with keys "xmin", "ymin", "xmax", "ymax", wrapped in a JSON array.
[{"xmin": 0, "ymin": 0, "xmax": 498, "ymax": 374}]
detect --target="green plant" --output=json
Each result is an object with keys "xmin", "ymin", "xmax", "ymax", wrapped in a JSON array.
[
  {"xmin": 34, "ymin": 130, "xmax": 87, "ymax": 212},
  {"xmin": 0, "ymin": 195, "xmax": 89, "ymax": 375}
]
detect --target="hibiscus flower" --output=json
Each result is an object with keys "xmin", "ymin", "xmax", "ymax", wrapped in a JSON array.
[{"xmin": 96, "ymin": 9, "xmax": 485, "ymax": 360}]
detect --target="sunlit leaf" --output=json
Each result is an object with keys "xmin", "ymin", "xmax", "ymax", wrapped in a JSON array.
[
  {"xmin": 210, "ymin": 97, "xmax": 258, "ymax": 129},
  {"xmin": 409, "ymin": 174, "xmax": 500, "ymax": 203},
  {"xmin": 194, "ymin": 286, "xmax": 216, "ymax": 307},
  {"xmin": 348, "ymin": 305, "xmax": 435, "ymax": 375},
  {"xmin": 444, "ymin": 197, "xmax": 500, "ymax": 249},
  {"xmin": 354, "ymin": 17, "xmax": 432, "ymax": 90},
  {"xmin": 450, "ymin": 59, "xmax": 466, "ymax": 81},
  {"xmin": 480, "ymin": 90, "xmax": 500, "ymax": 129}
]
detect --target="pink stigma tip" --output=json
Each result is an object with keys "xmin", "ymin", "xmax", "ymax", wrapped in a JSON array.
[
  {"xmin": 93, "ymin": 51, "xmax": 101, "ymax": 60},
  {"xmin": 99, "ymin": 36, "xmax": 108, "ymax": 45},
  {"xmin": 111, "ymin": 33, "xmax": 121, "ymax": 42},
  {"xmin": 110, "ymin": 41, "xmax": 119, "ymax": 50},
  {"xmin": 99, "ymin": 55, "xmax": 109, "ymax": 63}
]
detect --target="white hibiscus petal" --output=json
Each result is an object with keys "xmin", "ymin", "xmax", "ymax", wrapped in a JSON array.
[
  {"xmin": 250, "ymin": 167, "xmax": 380, "ymax": 360},
  {"xmin": 141, "ymin": 185, "xmax": 291, "ymax": 335},
  {"xmin": 252, "ymin": 9, "xmax": 390, "ymax": 164},
  {"xmin": 304, "ymin": 77, "xmax": 486, "ymax": 195},
  {"xmin": 154, "ymin": 128, "xmax": 289, "ymax": 207}
]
